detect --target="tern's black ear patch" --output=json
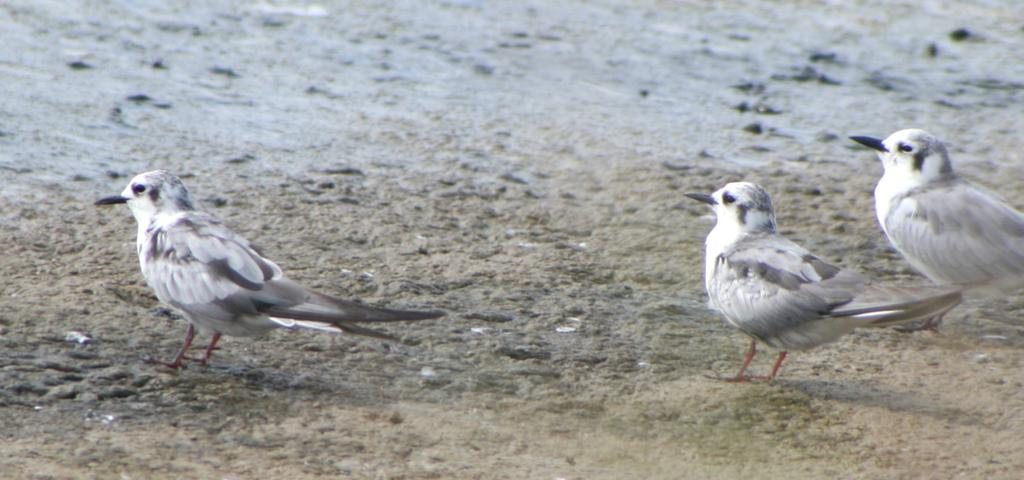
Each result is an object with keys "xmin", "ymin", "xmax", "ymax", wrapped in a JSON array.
[
  {"xmin": 912, "ymin": 151, "xmax": 926, "ymax": 171},
  {"xmin": 148, "ymin": 185, "xmax": 161, "ymax": 202}
]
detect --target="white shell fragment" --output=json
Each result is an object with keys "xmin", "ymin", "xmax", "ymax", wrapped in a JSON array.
[
  {"xmin": 419, "ymin": 366, "xmax": 438, "ymax": 379},
  {"xmin": 64, "ymin": 331, "xmax": 92, "ymax": 344}
]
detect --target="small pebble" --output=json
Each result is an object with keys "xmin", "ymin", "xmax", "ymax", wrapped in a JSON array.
[
  {"xmin": 210, "ymin": 66, "xmax": 240, "ymax": 77},
  {"xmin": 949, "ymin": 28, "xmax": 972, "ymax": 41},
  {"xmin": 743, "ymin": 123, "xmax": 764, "ymax": 135}
]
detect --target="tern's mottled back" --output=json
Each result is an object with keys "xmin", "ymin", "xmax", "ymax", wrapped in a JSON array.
[
  {"xmin": 96, "ymin": 170, "xmax": 444, "ymax": 369},
  {"xmin": 686, "ymin": 182, "xmax": 961, "ymax": 381}
]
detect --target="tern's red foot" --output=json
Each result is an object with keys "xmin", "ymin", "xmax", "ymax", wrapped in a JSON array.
[
  {"xmin": 705, "ymin": 373, "xmax": 774, "ymax": 383},
  {"xmin": 144, "ymin": 324, "xmax": 197, "ymax": 369},
  {"xmin": 143, "ymin": 355, "xmax": 186, "ymax": 369},
  {"xmin": 172, "ymin": 333, "xmax": 221, "ymax": 366}
]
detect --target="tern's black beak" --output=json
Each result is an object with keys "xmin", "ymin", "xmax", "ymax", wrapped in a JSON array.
[
  {"xmin": 684, "ymin": 192, "xmax": 716, "ymax": 205},
  {"xmin": 95, "ymin": 195, "xmax": 129, "ymax": 206},
  {"xmin": 850, "ymin": 135, "xmax": 888, "ymax": 153}
]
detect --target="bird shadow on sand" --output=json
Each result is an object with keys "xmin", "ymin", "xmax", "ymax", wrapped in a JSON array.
[
  {"xmin": 205, "ymin": 362, "xmax": 402, "ymax": 404},
  {"xmin": 780, "ymin": 378, "xmax": 989, "ymax": 428},
  {"xmin": 125, "ymin": 359, "xmax": 408, "ymax": 415}
]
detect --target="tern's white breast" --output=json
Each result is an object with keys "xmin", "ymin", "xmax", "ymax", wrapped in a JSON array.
[
  {"xmin": 702, "ymin": 220, "xmax": 743, "ymax": 309},
  {"xmin": 874, "ymin": 169, "xmax": 925, "ymax": 235}
]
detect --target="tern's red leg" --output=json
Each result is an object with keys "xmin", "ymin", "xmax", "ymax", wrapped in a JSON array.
[
  {"xmin": 744, "ymin": 350, "xmax": 788, "ymax": 382},
  {"xmin": 728, "ymin": 340, "xmax": 759, "ymax": 382},
  {"xmin": 145, "ymin": 323, "xmax": 195, "ymax": 369},
  {"xmin": 712, "ymin": 342, "xmax": 786, "ymax": 383},
  {"xmin": 197, "ymin": 333, "xmax": 221, "ymax": 366},
  {"xmin": 767, "ymin": 351, "xmax": 788, "ymax": 380}
]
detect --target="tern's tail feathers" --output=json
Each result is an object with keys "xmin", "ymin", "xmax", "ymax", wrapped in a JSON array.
[
  {"xmin": 831, "ymin": 286, "xmax": 962, "ymax": 327},
  {"xmin": 267, "ymin": 317, "xmax": 398, "ymax": 340},
  {"xmin": 265, "ymin": 291, "xmax": 444, "ymax": 340}
]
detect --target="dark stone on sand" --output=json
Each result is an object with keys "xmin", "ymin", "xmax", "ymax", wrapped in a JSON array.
[
  {"xmin": 735, "ymin": 102, "xmax": 781, "ymax": 115},
  {"xmin": 731, "ymin": 82, "xmax": 765, "ymax": 94},
  {"xmin": 210, "ymin": 66, "xmax": 240, "ymax": 78},
  {"xmin": 464, "ymin": 312, "xmax": 515, "ymax": 323},
  {"xmin": 323, "ymin": 167, "xmax": 365, "ymax": 176},
  {"xmin": 205, "ymin": 197, "xmax": 228, "ymax": 207},
  {"xmin": 226, "ymin": 154, "xmax": 255, "ymax": 164},
  {"xmin": 498, "ymin": 345, "xmax": 551, "ymax": 361},
  {"xmin": 99, "ymin": 388, "xmax": 138, "ymax": 399},
  {"xmin": 949, "ymin": 28, "xmax": 972, "ymax": 41},
  {"xmin": 808, "ymin": 51, "xmax": 837, "ymax": 63},
  {"xmin": 742, "ymin": 122, "xmax": 763, "ymax": 135}
]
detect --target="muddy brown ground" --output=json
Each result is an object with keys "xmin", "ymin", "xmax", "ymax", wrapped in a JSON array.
[{"xmin": 1, "ymin": 1, "xmax": 1023, "ymax": 479}]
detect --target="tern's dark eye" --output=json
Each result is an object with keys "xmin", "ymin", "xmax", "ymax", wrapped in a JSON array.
[
  {"xmin": 131, "ymin": 184, "xmax": 146, "ymax": 195},
  {"xmin": 721, "ymin": 192, "xmax": 736, "ymax": 205},
  {"xmin": 897, "ymin": 143, "xmax": 913, "ymax": 153}
]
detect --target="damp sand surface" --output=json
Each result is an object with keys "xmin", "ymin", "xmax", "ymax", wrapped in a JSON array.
[{"xmin": 1, "ymin": 1, "xmax": 1023, "ymax": 478}]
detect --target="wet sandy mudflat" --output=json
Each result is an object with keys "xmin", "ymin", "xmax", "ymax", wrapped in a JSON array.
[{"xmin": 1, "ymin": 1, "xmax": 1023, "ymax": 478}]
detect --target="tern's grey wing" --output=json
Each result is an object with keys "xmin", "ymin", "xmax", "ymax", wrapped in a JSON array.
[
  {"xmin": 144, "ymin": 214, "xmax": 304, "ymax": 323},
  {"xmin": 885, "ymin": 180, "xmax": 1024, "ymax": 286},
  {"xmin": 708, "ymin": 234, "xmax": 866, "ymax": 350}
]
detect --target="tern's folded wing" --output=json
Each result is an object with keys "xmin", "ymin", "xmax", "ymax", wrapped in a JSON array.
[
  {"xmin": 144, "ymin": 214, "xmax": 444, "ymax": 337},
  {"xmin": 709, "ymin": 234, "xmax": 865, "ymax": 348},
  {"xmin": 143, "ymin": 214, "xmax": 301, "ymax": 319},
  {"xmin": 885, "ymin": 181, "xmax": 1024, "ymax": 287}
]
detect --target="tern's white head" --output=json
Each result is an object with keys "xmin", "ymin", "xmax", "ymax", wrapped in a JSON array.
[
  {"xmin": 95, "ymin": 170, "xmax": 195, "ymax": 225},
  {"xmin": 686, "ymin": 181, "xmax": 777, "ymax": 235},
  {"xmin": 851, "ymin": 129, "xmax": 954, "ymax": 187}
]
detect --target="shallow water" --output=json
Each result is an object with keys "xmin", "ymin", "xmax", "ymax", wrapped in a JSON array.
[{"xmin": 2, "ymin": 0, "xmax": 1022, "ymax": 202}]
